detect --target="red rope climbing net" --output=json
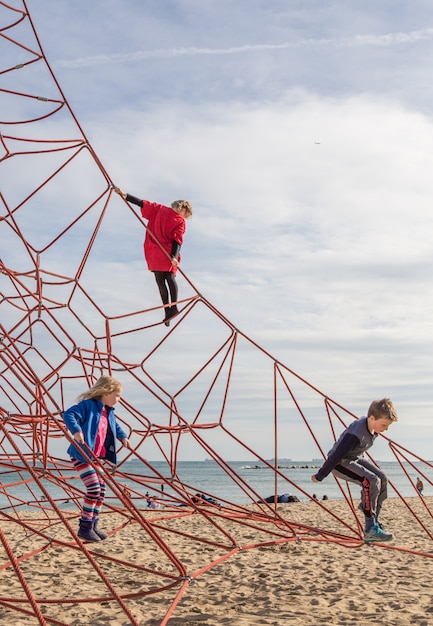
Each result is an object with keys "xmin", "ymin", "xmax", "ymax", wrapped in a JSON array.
[{"xmin": 2, "ymin": 2, "xmax": 433, "ymax": 624}]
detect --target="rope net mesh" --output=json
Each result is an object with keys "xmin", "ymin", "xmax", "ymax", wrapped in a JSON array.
[{"xmin": 1, "ymin": 2, "xmax": 433, "ymax": 624}]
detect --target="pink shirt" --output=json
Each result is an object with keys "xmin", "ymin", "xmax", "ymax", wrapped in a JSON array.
[{"xmin": 94, "ymin": 406, "xmax": 108, "ymax": 457}]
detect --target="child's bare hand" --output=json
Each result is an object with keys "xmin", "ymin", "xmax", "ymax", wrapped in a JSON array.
[{"xmin": 73, "ymin": 431, "xmax": 84, "ymax": 444}]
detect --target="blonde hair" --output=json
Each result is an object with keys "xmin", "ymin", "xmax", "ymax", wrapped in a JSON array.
[
  {"xmin": 77, "ymin": 376, "xmax": 122, "ymax": 402},
  {"xmin": 171, "ymin": 200, "xmax": 193, "ymax": 218},
  {"xmin": 368, "ymin": 398, "xmax": 398, "ymax": 422}
]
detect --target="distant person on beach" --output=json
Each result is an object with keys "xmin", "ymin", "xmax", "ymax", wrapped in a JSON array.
[
  {"xmin": 147, "ymin": 496, "xmax": 162, "ymax": 509},
  {"xmin": 114, "ymin": 186, "xmax": 193, "ymax": 326},
  {"xmin": 311, "ymin": 398, "xmax": 398, "ymax": 543},
  {"xmin": 122, "ymin": 485, "xmax": 131, "ymax": 498},
  {"xmin": 416, "ymin": 477, "xmax": 424, "ymax": 495},
  {"xmin": 63, "ymin": 376, "xmax": 131, "ymax": 542},
  {"xmin": 259, "ymin": 493, "xmax": 300, "ymax": 503},
  {"xmin": 192, "ymin": 493, "xmax": 222, "ymax": 507}
]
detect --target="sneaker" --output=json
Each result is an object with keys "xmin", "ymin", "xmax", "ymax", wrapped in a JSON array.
[{"xmin": 364, "ymin": 524, "xmax": 393, "ymax": 543}]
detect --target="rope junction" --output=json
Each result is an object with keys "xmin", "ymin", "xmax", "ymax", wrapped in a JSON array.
[{"xmin": 1, "ymin": 2, "xmax": 433, "ymax": 624}]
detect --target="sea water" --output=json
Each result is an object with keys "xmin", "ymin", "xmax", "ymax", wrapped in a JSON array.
[
  {"xmin": 120, "ymin": 459, "xmax": 430, "ymax": 503},
  {"xmin": 1, "ymin": 459, "xmax": 430, "ymax": 510}
]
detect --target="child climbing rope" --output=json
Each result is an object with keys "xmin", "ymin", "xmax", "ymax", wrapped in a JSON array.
[
  {"xmin": 311, "ymin": 398, "xmax": 398, "ymax": 543},
  {"xmin": 114, "ymin": 186, "xmax": 193, "ymax": 326},
  {"xmin": 63, "ymin": 376, "xmax": 131, "ymax": 542}
]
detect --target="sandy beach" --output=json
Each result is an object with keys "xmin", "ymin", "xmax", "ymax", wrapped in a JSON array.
[{"xmin": 1, "ymin": 497, "xmax": 433, "ymax": 625}]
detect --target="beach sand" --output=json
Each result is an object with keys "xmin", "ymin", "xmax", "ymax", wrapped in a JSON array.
[{"xmin": 1, "ymin": 497, "xmax": 433, "ymax": 625}]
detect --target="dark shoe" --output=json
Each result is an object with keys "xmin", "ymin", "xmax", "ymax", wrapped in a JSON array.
[
  {"xmin": 164, "ymin": 305, "xmax": 179, "ymax": 326},
  {"xmin": 78, "ymin": 519, "xmax": 101, "ymax": 542},
  {"xmin": 93, "ymin": 519, "xmax": 108, "ymax": 540}
]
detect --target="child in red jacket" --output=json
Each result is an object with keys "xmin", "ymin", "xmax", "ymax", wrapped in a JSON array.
[{"xmin": 115, "ymin": 187, "xmax": 193, "ymax": 326}]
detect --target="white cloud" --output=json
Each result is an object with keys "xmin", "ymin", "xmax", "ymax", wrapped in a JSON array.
[
  {"xmin": 84, "ymin": 93, "xmax": 433, "ymax": 445},
  {"xmin": 3, "ymin": 1, "xmax": 433, "ymax": 461},
  {"xmin": 53, "ymin": 27, "xmax": 433, "ymax": 68}
]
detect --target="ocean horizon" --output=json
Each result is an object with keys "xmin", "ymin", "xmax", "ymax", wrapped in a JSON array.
[{"xmin": 1, "ymin": 458, "xmax": 430, "ymax": 510}]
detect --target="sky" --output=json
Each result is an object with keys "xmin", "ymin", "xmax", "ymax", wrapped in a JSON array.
[{"xmin": 2, "ymin": 0, "xmax": 433, "ymax": 461}]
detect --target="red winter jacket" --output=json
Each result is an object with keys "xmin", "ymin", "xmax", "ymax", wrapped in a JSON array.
[{"xmin": 140, "ymin": 201, "xmax": 186, "ymax": 273}]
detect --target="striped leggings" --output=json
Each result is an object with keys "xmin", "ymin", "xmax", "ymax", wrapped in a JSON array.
[{"xmin": 72, "ymin": 458, "xmax": 106, "ymax": 521}]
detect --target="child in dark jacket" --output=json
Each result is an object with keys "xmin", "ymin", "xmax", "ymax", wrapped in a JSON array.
[{"xmin": 311, "ymin": 398, "xmax": 398, "ymax": 542}]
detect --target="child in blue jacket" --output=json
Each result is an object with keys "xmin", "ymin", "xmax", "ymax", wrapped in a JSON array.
[{"xmin": 63, "ymin": 376, "xmax": 130, "ymax": 542}]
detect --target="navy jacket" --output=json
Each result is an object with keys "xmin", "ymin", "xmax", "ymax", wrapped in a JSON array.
[{"xmin": 315, "ymin": 417, "xmax": 376, "ymax": 481}]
